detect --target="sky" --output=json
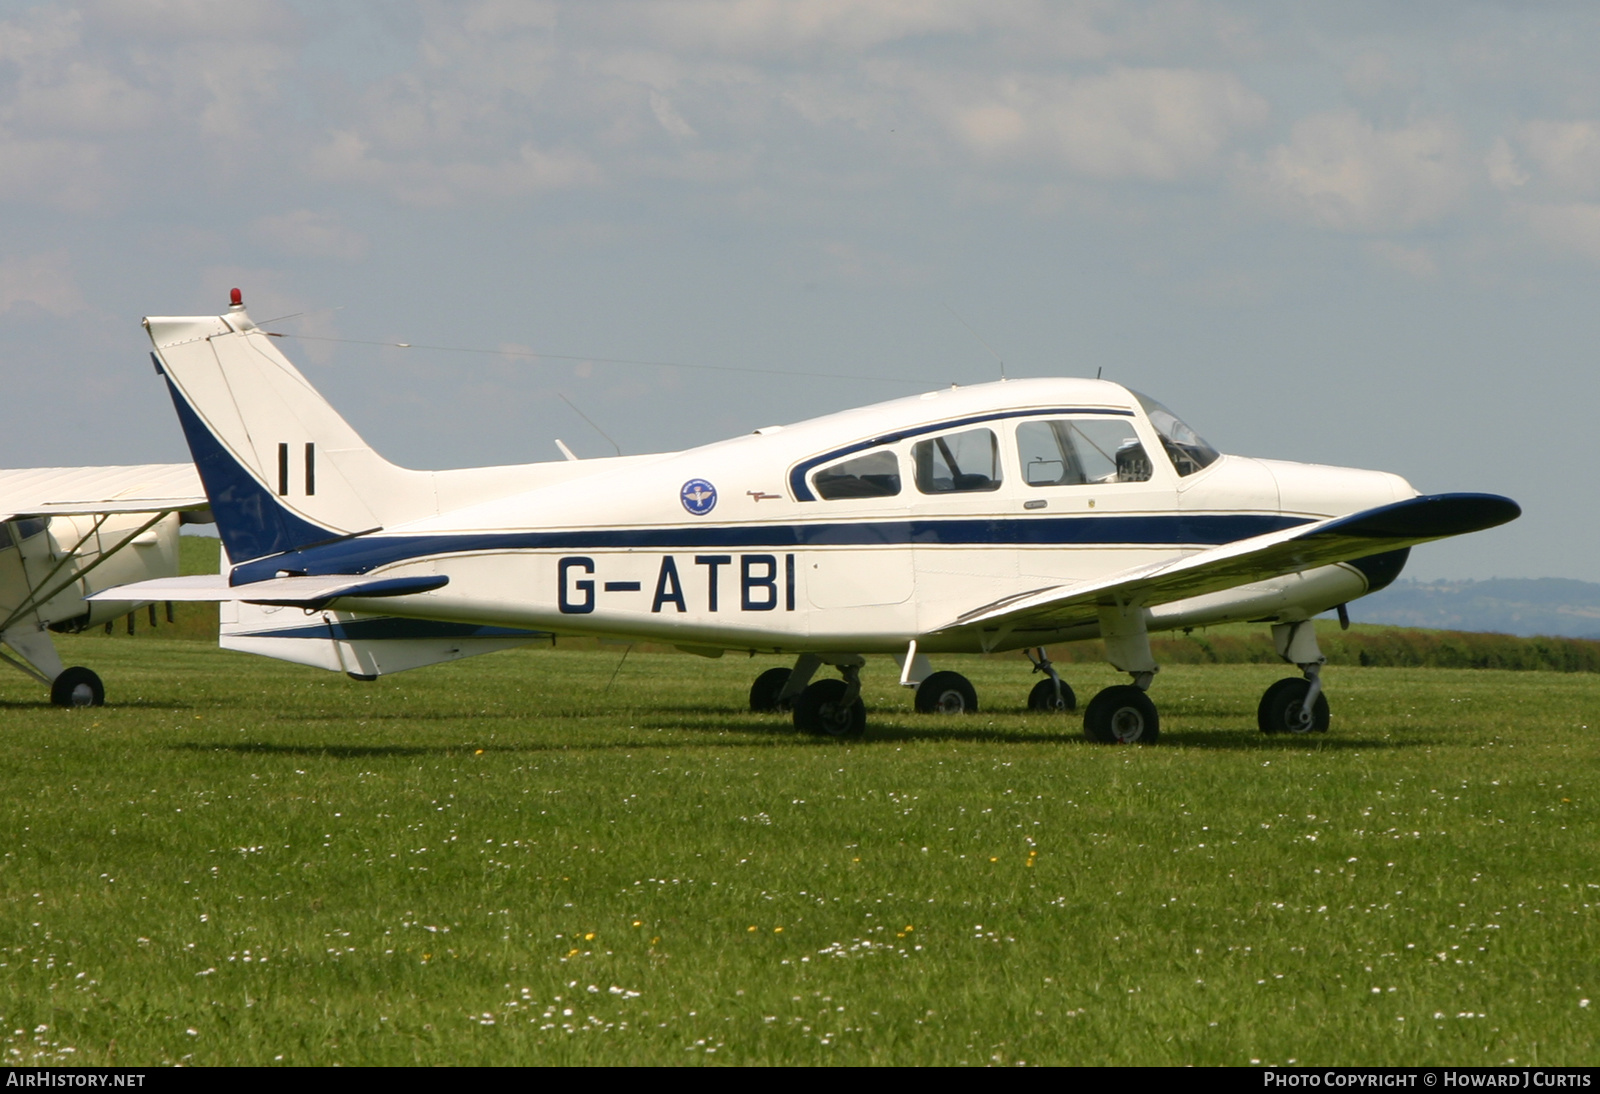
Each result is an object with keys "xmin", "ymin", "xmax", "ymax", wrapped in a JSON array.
[{"xmin": 1, "ymin": 1, "xmax": 1596, "ymax": 582}]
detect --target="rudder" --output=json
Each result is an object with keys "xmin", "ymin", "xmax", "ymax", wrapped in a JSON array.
[{"xmin": 147, "ymin": 291, "xmax": 434, "ymax": 563}]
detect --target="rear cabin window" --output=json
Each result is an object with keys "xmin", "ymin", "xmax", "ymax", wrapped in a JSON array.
[
  {"xmin": 813, "ymin": 448, "xmax": 901, "ymax": 499},
  {"xmin": 913, "ymin": 427, "xmax": 1002, "ymax": 494},
  {"xmin": 1016, "ymin": 418, "xmax": 1152, "ymax": 485}
]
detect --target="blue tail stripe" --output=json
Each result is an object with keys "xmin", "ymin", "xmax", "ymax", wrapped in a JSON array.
[{"xmin": 163, "ymin": 376, "xmax": 335, "ymax": 562}]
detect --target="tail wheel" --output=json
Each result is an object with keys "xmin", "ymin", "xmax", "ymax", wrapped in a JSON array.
[
  {"xmin": 50, "ymin": 667, "xmax": 104, "ymax": 709},
  {"xmin": 1257, "ymin": 678, "xmax": 1330, "ymax": 734},
  {"xmin": 1027, "ymin": 678, "xmax": 1077, "ymax": 713},
  {"xmin": 914, "ymin": 671, "xmax": 977, "ymax": 714},
  {"xmin": 793, "ymin": 679, "xmax": 866, "ymax": 738},
  {"xmin": 1083, "ymin": 684, "xmax": 1159, "ymax": 744},
  {"xmin": 749, "ymin": 667, "xmax": 793, "ymax": 712}
]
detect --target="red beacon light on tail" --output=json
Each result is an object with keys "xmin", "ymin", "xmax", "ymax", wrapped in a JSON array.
[{"xmin": 229, "ymin": 288, "xmax": 243, "ymax": 307}]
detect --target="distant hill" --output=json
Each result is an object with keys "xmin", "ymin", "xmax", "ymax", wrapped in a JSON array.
[{"xmin": 1354, "ymin": 577, "xmax": 1600, "ymax": 639}]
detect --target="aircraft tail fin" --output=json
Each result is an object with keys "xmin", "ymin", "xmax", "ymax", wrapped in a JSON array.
[{"xmin": 146, "ymin": 292, "xmax": 434, "ymax": 563}]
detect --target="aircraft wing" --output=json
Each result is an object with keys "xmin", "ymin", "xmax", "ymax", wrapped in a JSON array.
[
  {"xmin": 932, "ymin": 492, "xmax": 1520, "ymax": 637},
  {"xmin": 0, "ymin": 464, "xmax": 208, "ymax": 521}
]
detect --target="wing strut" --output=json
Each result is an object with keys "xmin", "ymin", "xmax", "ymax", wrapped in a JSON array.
[{"xmin": 0, "ymin": 510, "xmax": 172, "ymax": 634}]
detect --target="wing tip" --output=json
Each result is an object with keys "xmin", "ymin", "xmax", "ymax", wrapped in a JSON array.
[{"xmin": 1323, "ymin": 492, "xmax": 1520, "ymax": 540}]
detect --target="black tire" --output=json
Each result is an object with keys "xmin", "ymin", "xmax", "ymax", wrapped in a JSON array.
[
  {"xmin": 1083, "ymin": 684, "xmax": 1159, "ymax": 744},
  {"xmin": 749, "ymin": 667, "xmax": 793, "ymax": 712},
  {"xmin": 1257, "ymin": 677, "xmax": 1330, "ymax": 734},
  {"xmin": 914, "ymin": 671, "xmax": 977, "ymax": 714},
  {"xmin": 1027, "ymin": 677, "xmax": 1077, "ymax": 713},
  {"xmin": 50, "ymin": 666, "xmax": 104, "ymax": 709},
  {"xmin": 793, "ymin": 678, "xmax": 866, "ymax": 738}
]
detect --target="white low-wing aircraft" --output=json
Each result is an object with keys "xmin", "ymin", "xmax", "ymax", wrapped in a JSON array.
[
  {"xmin": 101, "ymin": 291, "xmax": 1519, "ymax": 741},
  {"xmin": 2, "ymin": 463, "xmax": 208, "ymax": 705}
]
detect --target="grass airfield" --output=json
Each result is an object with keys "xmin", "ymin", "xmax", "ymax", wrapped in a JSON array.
[{"xmin": 1, "ymin": 635, "xmax": 1596, "ymax": 1066}]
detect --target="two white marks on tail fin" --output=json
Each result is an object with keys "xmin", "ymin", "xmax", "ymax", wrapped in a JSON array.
[
  {"xmin": 147, "ymin": 292, "xmax": 421, "ymax": 549},
  {"xmin": 148, "ymin": 290, "xmax": 625, "ymax": 562}
]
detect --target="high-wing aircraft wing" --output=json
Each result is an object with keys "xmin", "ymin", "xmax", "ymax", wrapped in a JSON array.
[
  {"xmin": 0, "ymin": 464, "xmax": 209, "ymax": 521},
  {"xmin": 2, "ymin": 462, "xmax": 208, "ymax": 706},
  {"xmin": 933, "ymin": 493, "xmax": 1521, "ymax": 640}
]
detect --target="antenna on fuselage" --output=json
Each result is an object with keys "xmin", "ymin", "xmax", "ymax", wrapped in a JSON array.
[
  {"xmin": 558, "ymin": 392, "xmax": 622, "ymax": 457},
  {"xmin": 942, "ymin": 303, "xmax": 1006, "ymax": 381}
]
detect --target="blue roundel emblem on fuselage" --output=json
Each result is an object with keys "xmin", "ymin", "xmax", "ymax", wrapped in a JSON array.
[{"xmin": 680, "ymin": 478, "xmax": 717, "ymax": 515}]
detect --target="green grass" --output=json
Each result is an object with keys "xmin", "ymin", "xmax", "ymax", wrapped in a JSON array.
[{"xmin": 2, "ymin": 638, "xmax": 1597, "ymax": 1065}]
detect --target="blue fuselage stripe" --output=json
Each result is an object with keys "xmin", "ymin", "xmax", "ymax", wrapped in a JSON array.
[{"xmin": 229, "ymin": 512, "xmax": 1312, "ymax": 582}]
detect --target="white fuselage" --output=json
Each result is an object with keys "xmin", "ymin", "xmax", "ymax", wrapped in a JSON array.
[
  {"xmin": 228, "ymin": 378, "xmax": 1414, "ymax": 655},
  {"xmin": 1, "ymin": 511, "xmax": 182, "ymax": 635}
]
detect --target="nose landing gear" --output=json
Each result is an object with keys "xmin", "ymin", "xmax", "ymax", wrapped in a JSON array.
[
  {"xmin": 1258, "ymin": 621, "xmax": 1331, "ymax": 735},
  {"xmin": 1024, "ymin": 647, "xmax": 1076, "ymax": 712}
]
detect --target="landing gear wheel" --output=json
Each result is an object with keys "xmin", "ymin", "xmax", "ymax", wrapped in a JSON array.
[
  {"xmin": 749, "ymin": 667, "xmax": 793, "ymax": 712},
  {"xmin": 1027, "ymin": 677, "xmax": 1077, "ymax": 713},
  {"xmin": 794, "ymin": 679, "xmax": 866, "ymax": 738},
  {"xmin": 50, "ymin": 667, "xmax": 104, "ymax": 709},
  {"xmin": 1083, "ymin": 684, "xmax": 1159, "ymax": 744},
  {"xmin": 1257, "ymin": 677, "xmax": 1329, "ymax": 734},
  {"xmin": 914, "ymin": 671, "xmax": 977, "ymax": 714}
]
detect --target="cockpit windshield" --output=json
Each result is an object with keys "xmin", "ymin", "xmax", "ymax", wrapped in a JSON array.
[{"xmin": 1131, "ymin": 392, "xmax": 1220, "ymax": 477}]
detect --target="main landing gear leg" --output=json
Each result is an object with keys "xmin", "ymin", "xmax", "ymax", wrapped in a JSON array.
[
  {"xmin": 1083, "ymin": 602, "xmax": 1160, "ymax": 744},
  {"xmin": 750, "ymin": 653, "xmax": 822, "ymax": 713},
  {"xmin": 0, "ymin": 627, "xmax": 104, "ymax": 708},
  {"xmin": 1024, "ymin": 647, "xmax": 1076, "ymax": 713},
  {"xmin": 793, "ymin": 655, "xmax": 867, "ymax": 738},
  {"xmin": 1258, "ymin": 621, "xmax": 1330, "ymax": 734}
]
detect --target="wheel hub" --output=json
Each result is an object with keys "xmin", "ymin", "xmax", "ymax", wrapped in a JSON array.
[
  {"xmin": 1111, "ymin": 707, "xmax": 1144, "ymax": 743},
  {"xmin": 820, "ymin": 702, "xmax": 852, "ymax": 734}
]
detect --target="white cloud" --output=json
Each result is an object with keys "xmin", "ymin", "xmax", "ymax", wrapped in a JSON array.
[
  {"xmin": 649, "ymin": 91, "xmax": 697, "ymax": 138},
  {"xmin": 1521, "ymin": 202, "xmax": 1600, "ymax": 263},
  {"xmin": 1366, "ymin": 240, "xmax": 1438, "ymax": 278},
  {"xmin": 1244, "ymin": 110, "xmax": 1468, "ymax": 233},
  {"xmin": 1343, "ymin": 49, "xmax": 1418, "ymax": 99},
  {"xmin": 1517, "ymin": 120, "xmax": 1600, "ymax": 196},
  {"xmin": 0, "ymin": 136, "xmax": 108, "ymax": 210},
  {"xmin": 1486, "ymin": 137, "xmax": 1529, "ymax": 191},
  {"xmin": 250, "ymin": 211, "xmax": 369, "ymax": 262},
  {"xmin": 952, "ymin": 68, "xmax": 1268, "ymax": 182},
  {"xmin": 610, "ymin": 0, "xmax": 984, "ymax": 55},
  {"xmin": 0, "ymin": 251, "xmax": 86, "ymax": 316},
  {"xmin": 309, "ymin": 130, "xmax": 603, "ymax": 206}
]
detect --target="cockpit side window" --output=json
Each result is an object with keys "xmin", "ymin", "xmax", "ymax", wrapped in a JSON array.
[
  {"xmin": 913, "ymin": 427, "xmax": 1002, "ymax": 494},
  {"xmin": 812, "ymin": 448, "xmax": 901, "ymax": 499},
  {"xmin": 1016, "ymin": 419, "xmax": 1152, "ymax": 485},
  {"xmin": 1131, "ymin": 391, "xmax": 1220, "ymax": 477}
]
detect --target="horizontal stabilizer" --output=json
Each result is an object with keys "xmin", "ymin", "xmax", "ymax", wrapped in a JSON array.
[
  {"xmin": 92, "ymin": 572, "xmax": 448, "ymax": 610},
  {"xmin": 937, "ymin": 492, "xmax": 1520, "ymax": 636}
]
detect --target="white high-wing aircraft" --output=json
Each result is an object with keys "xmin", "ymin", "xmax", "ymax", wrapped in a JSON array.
[
  {"xmin": 103, "ymin": 291, "xmax": 1519, "ymax": 742},
  {"xmin": 1, "ymin": 463, "xmax": 208, "ymax": 705}
]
